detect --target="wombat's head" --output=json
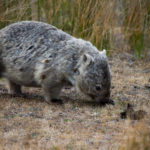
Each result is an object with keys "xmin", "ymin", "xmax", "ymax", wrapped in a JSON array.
[{"xmin": 75, "ymin": 49, "xmax": 111, "ymax": 102}]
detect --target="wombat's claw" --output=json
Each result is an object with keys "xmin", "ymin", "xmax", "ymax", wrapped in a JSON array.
[
  {"xmin": 101, "ymin": 98, "xmax": 115, "ymax": 105},
  {"xmin": 108, "ymin": 99, "xmax": 115, "ymax": 105},
  {"xmin": 51, "ymin": 99, "xmax": 63, "ymax": 104}
]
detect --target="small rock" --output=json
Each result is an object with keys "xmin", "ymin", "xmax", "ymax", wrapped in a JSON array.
[
  {"xmin": 133, "ymin": 85, "xmax": 141, "ymax": 89},
  {"xmin": 145, "ymin": 84, "xmax": 150, "ymax": 89}
]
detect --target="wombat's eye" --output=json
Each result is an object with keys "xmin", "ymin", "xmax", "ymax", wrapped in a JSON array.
[
  {"xmin": 96, "ymin": 86, "xmax": 101, "ymax": 91},
  {"xmin": 73, "ymin": 68, "xmax": 80, "ymax": 75}
]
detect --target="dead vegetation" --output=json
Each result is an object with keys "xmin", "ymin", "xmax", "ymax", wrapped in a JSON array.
[
  {"xmin": 0, "ymin": 1, "xmax": 150, "ymax": 149},
  {"xmin": 0, "ymin": 53, "xmax": 149, "ymax": 150}
]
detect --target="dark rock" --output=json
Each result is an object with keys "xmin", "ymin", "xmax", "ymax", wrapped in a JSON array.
[
  {"xmin": 120, "ymin": 103, "xmax": 146, "ymax": 120},
  {"xmin": 145, "ymin": 84, "xmax": 150, "ymax": 89}
]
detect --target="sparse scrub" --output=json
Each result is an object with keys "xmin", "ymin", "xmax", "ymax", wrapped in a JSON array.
[
  {"xmin": 0, "ymin": 1, "xmax": 150, "ymax": 150},
  {"xmin": 119, "ymin": 122, "xmax": 150, "ymax": 150},
  {"xmin": 0, "ymin": 0, "xmax": 150, "ymax": 58}
]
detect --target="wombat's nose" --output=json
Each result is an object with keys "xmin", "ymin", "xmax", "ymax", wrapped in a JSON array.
[{"xmin": 104, "ymin": 91, "xmax": 110, "ymax": 98}]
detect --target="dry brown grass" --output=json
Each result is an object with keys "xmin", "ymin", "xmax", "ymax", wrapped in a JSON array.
[
  {"xmin": 0, "ymin": 52, "xmax": 149, "ymax": 150},
  {"xmin": 119, "ymin": 122, "xmax": 150, "ymax": 150},
  {"xmin": 0, "ymin": 0, "xmax": 150, "ymax": 58},
  {"xmin": 0, "ymin": 1, "xmax": 150, "ymax": 149}
]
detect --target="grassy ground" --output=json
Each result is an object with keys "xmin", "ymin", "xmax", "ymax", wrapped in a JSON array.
[
  {"xmin": 0, "ymin": 52, "xmax": 149, "ymax": 150},
  {"xmin": 0, "ymin": 1, "xmax": 149, "ymax": 149}
]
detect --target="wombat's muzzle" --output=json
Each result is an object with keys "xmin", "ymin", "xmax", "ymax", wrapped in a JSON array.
[
  {"xmin": 89, "ymin": 90, "xmax": 112, "ymax": 104},
  {"xmin": 88, "ymin": 94, "xmax": 108, "ymax": 102}
]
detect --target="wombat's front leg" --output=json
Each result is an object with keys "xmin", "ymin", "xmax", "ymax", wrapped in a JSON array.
[
  {"xmin": 7, "ymin": 80, "xmax": 22, "ymax": 95},
  {"xmin": 42, "ymin": 84, "xmax": 63, "ymax": 104}
]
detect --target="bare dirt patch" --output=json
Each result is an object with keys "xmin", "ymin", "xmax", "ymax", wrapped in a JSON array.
[{"xmin": 0, "ymin": 53, "xmax": 150, "ymax": 150}]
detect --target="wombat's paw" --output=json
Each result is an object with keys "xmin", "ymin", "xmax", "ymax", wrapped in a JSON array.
[
  {"xmin": 9, "ymin": 93, "xmax": 23, "ymax": 98},
  {"xmin": 51, "ymin": 99, "xmax": 63, "ymax": 104}
]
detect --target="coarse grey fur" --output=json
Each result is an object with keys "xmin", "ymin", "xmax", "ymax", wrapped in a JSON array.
[{"xmin": 0, "ymin": 21, "xmax": 111, "ymax": 103}]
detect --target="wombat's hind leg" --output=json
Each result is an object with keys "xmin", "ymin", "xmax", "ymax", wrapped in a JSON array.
[
  {"xmin": 0, "ymin": 61, "xmax": 5, "ymax": 78},
  {"xmin": 7, "ymin": 80, "xmax": 22, "ymax": 95},
  {"xmin": 42, "ymin": 85, "xmax": 63, "ymax": 104}
]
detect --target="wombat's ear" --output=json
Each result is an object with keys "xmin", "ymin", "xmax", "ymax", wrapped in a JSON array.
[
  {"xmin": 100, "ymin": 49, "xmax": 107, "ymax": 57},
  {"xmin": 82, "ymin": 53, "xmax": 93, "ymax": 66}
]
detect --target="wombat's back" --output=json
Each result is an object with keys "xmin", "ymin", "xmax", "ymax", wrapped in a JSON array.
[
  {"xmin": 0, "ymin": 21, "xmax": 71, "ymax": 58},
  {"xmin": 0, "ymin": 21, "xmax": 72, "ymax": 70},
  {"xmin": 0, "ymin": 21, "xmax": 72, "ymax": 86}
]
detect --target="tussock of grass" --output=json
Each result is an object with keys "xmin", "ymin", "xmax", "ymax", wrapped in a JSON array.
[
  {"xmin": 0, "ymin": 0, "xmax": 150, "ymax": 58},
  {"xmin": 0, "ymin": 1, "xmax": 150, "ymax": 150},
  {"xmin": 119, "ymin": 122, "xmax": 150, "ymax": 150}
]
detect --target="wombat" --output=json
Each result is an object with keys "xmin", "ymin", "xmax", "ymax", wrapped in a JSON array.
[{"xmin": 0, "ymin": 21, "xmax": 111, "ymax": 104}]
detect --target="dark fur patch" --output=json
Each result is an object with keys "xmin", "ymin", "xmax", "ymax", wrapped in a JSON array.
[
  {"xmin": 19, "ymin": 67, "xmax": 24, "ymax": 71},
  {"xmin": 44, "ymin": 59, "xmax": 49, "ymax": 63},
  {"xmin": 27, "ymin": 45, "xmax": 34, "ymax": 50},
  {"xmin": 41, "ymin": 74, "xmax": 46, "ymax": 80},
  {"xmin": 0, "ymin": 61, "xmax": 5, "ymax": 77}
]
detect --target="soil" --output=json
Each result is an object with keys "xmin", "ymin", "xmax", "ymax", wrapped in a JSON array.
[{"xmin": 0, "ymin": 52, "xmax": 150, "ymax": 150}]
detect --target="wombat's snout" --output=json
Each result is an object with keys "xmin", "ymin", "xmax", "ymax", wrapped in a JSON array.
[
  {"xmin": 87, "ymin": 88, "xmax": 111, "ymax": 102},
  {"xmin": 96, "ymin": 91, "xmax": 111, "ymax": 103},
  {"xmin": 88, "ymin": 93, "xmax": 109, "ymax": 102}
]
